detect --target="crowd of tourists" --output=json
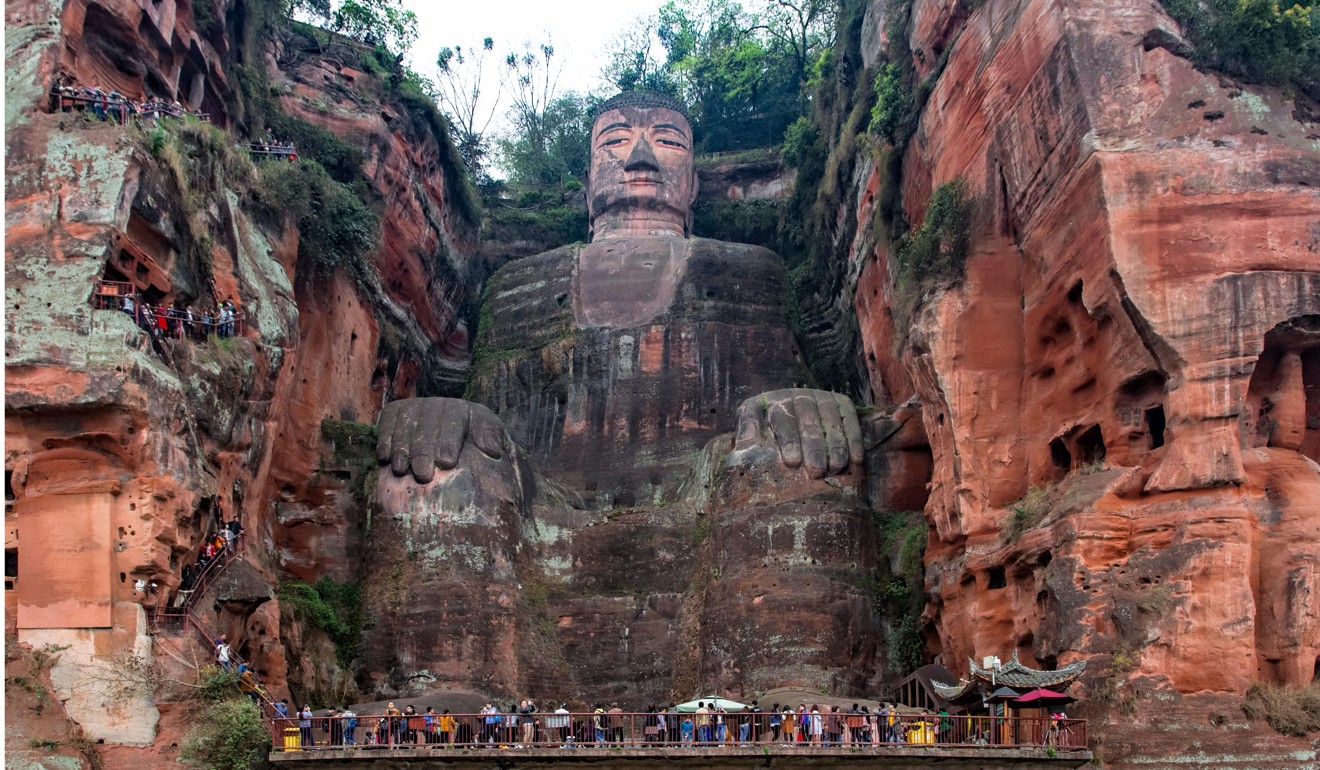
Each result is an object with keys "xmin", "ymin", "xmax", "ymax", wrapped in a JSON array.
[
  {"xmin": 50, "ymin": 80, "xmax": 300, "ymax": 162},
  {"xmin": 117, "ymin": 292, "xmax": 244, "ymax": 342},
  {"xmin": 242, "ymin": 128, "xmax": 300, "ymax": 162},
  {"xmin": 272, "ymin": 699, "xmax": 1073, "ymax": 750},
  {"xmin": 171, "ymin": 517, "xmax": 244, "ymax": 610},
  {"xmin": 51, "ymin": 80, "xmax": 210, "ymax": 123}
]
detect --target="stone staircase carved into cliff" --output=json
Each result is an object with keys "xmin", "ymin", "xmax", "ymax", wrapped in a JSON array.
[{"xmin": 147, "ymin": 533, "xmax": 278, "ymax": 715}]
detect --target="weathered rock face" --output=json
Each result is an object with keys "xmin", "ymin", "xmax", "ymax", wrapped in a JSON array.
[
  {"xmin": 11, "ymin": 0, "xmax": 1320, "ymax": 766},
  {"xmin": 848, "ymin": 0, "xmax": 1320, "ymax": 764},
  {"xmin": 5, "ymin": 0, "xmax": 480, "ymax": 758}
]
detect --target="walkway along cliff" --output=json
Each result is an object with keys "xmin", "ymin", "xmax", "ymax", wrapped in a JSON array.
[{"xmin": 4, "ymin": 0, "xmax": 1319, "ymax": 769}]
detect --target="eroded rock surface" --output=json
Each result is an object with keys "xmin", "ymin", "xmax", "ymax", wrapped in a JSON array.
[
  {"xmin": 5, "ymin": 0, "xmax": 480, "ymax": 757},
  {"xmin": 851, "ymin": 0, "xmax": 1320, "ymax": 765}
]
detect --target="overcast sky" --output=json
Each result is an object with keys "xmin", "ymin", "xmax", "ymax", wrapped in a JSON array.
[{"xmin": 401, "ymin": 0, "xmax": 668, "ymax": 123}]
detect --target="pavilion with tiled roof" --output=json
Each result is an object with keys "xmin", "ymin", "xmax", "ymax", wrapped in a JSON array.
[{"xmin": 930, "ymin": 652, "xmax": 1087, "ymax": 706}]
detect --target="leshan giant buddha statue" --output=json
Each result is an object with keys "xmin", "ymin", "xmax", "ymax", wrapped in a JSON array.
[{"xmin": 366, "ymin": 92, "xmax": 882, "ymax": 702}]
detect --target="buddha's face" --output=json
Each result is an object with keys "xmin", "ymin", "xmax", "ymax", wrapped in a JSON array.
[{"xmin": 587, "ymin": 105, "xmax": 698, "ymax": 238}]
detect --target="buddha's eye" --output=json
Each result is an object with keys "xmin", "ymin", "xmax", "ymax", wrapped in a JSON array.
[
  {"xmin": 602, "ymin": 137, "xmax": 628, "ymax": 147},
  {"xmin": 657, "ymin": 139, "xmax": 685, "ymax": 148}
]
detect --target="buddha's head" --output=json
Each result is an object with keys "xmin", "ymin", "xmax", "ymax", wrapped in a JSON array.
[{"xmin": 587, "ymin": 91, "xmax": 699, "ymax": 240}]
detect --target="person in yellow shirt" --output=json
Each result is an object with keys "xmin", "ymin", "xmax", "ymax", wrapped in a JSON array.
[{"xmin": 438, "ymin": 710, "xmax": 456, "ymax": 747}]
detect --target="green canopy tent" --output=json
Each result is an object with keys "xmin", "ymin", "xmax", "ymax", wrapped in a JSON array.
[{"xmin": 673, "ymin": 695, "xmax": 749, "ymax": 712}]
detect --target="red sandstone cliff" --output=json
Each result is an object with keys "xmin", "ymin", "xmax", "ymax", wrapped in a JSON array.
[
  {"xmin": 5, "ymin": 0, "xmax": 479, "ymax": 758},
  {"xmin": 7, "ymin": 0, "xmax": 1320, "ymax": 767},
  {"xmin": 850, "ymin": 0, "xmax": 1320, "ymax": 766}
]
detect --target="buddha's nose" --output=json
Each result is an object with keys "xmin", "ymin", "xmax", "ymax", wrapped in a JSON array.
[{"xmin": 624, "ymin": 137, "xmax": 660, "ymax": 172}]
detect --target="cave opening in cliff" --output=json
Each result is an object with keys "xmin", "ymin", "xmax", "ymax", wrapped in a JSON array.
[
  {"xmin": 988, "ymin": 566, "xmax": 1007, "ymax": 589},
  {"xmin": 1049, "ymin": 438, "xmax": 1071, "ymax": 478},
  {"xmin": 1076, "ymin": 424, "xmax": 1106, "ymax": 465},
  {"xmin": 101, "ymin": 262, "xmax": 131, "ymax": 285},
  {"xmin": 4, "ymin": 470, "xmax": 14, "ymax": 502},
  {"xmin": 1067, "ymin": 280, "xmax": 1084, "ymax": 305},
  {"xmin": 1145, "ymin": 406, "xmax": 1166, "ymax": 449},
  {"xmin": 1246, "ymin": 316, "xmax": 1320, "ymax": 458},
  {"xmin": 5, "ymin": 549, "xmax": 16, "ymax": 590}
]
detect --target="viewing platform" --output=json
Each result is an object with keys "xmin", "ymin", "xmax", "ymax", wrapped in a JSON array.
[
  {"xmin": 268, "ymin": 712, "xmax": 1089, "ymax": 768},
  {"xmin": 270, "ymin": 744, "xmax": 1091, "ymax": 768}
]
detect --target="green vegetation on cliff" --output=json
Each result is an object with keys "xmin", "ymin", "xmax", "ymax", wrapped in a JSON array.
[
  {"xmin": 180, "ymin": 698, "xmax": 269, "ymax": 770},
  {"xmin": 1160, "ymin": 0, "xmax": 1320, "ymax": 100},
  {"xmin": 279, "ymin": 577, "xmax": 366, "ymax": 667},
  {"xmin": 320, "ymin": 419, "xmax": 378, "ymax": 460},
  {"xmin": 179, "ymin": 666, "xmax": 269, "ymax": 770},
  {"xmin": 250, "ymin": 158, "xmax": 379, "ymax": 283},
  {"xmin": 140, "ymin": 118, "xmax": 255, "ymax": 282},
  {"xmin": 866, "ymin": 511, "xmax": 929, "ymax": 675},
  {"xmin": 1243, "ymin": 680, "xmax": 1320, "ymax": 737}
]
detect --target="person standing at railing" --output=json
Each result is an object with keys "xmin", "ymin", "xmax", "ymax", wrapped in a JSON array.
[
  {"xmin": 739, "ymin": 702, "xmax": 755, "ymax": 745},
  {"xmin": 1047, "ymin": 710, "xmax": 1066, "ymax": 747},
  {"xmin": 298, "ymin": 705, "xmax": 314, "ymax": 747},
  {"xmin": 478, "ymin": 702, "xmax": 497, "ymax": 745},
  {"xmin": 937, "ymin": 707, "xmax": 952, "ymax": 743},
  {"xmin": 382, "ymin": 701, "xmax": 401, "ymax": 745},
  {"xmin": 549, "ymin": 704, "xmax": 570, "ymax": 747},
  {"xmin": 607, "ymin": 702, "xmax": 624, "ymax": 744},
  {"xmin": 421, "ymin": 706, "xmax": 435, "ymax": 745},
  {"xmin": 692, "ymin": 702, "xmax": 709, "ymax": 744},
  {"xmin": 642, "ymin": 707, "xmax": 657, "ymax": 744},
  {"xmin": 823, "ymin": 706, "xmax": 839, "ymax": 746},
  {"xmin": 409, "ymin": 705, "xmax": 427, "ymax": 745},
  {"xmin": 769, "ymin": 705, "xmax": 782, "ymax": 743},
  {"xmin": 809, "ymin": 706, "xmax": 824, "ymax": 746},
  {"xmin": 326, "ymin": 707, "xmax": 343, "ymax": 746},
  {"xmin": 882, "ymin": 704, "xmax": 899, "ymax": 743},
  {"xmin": 342, "ymin": 708, "xmax": 358, "ymax": 745},
  {"xmin": 518, "ymin": 700, "xmax": 535, "ymax": 746}
]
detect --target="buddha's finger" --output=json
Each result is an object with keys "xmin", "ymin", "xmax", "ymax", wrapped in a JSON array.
[{"xmin": 793, "ymin": 389, "xmax": 827, "ymax": 479}]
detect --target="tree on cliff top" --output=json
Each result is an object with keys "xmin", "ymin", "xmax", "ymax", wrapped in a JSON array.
[
  {"xmin": 286, "ymin": 0, "xmax": 418, "ymax": 57},
  {"xmin": 1162, "ymin": 0, "xmax": 1320, "ymax": 100},
  {"xmin": 435, "ymin": 38, "xmax": 504, "ymax": 176},
  {"xmin": 599, "ymin": 0, "xmax": 829, "ymax": 152}
]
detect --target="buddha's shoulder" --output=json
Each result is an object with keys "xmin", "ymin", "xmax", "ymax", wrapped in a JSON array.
[
  {"xmin": 688, "ymin": 237, "xmax": 781, "ymax": 265},
  {"xmin": 488, "ymin": 244, "xmax": 579, "ymax": 292}
]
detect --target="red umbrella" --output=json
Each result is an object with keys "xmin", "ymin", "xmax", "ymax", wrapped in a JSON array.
[{"xmin": 1010, "ymin": 688, "xmax": 1075, "ymax": 707}]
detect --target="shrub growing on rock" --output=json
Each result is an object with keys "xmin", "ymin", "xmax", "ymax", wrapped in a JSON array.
[
  {"xmin": 180, "ymin": 698, "xmax": 269, "ymax": 770},
  {"xmin": 1242, "ymin": 681, "xmax": 1320, "ymax": 737}
]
